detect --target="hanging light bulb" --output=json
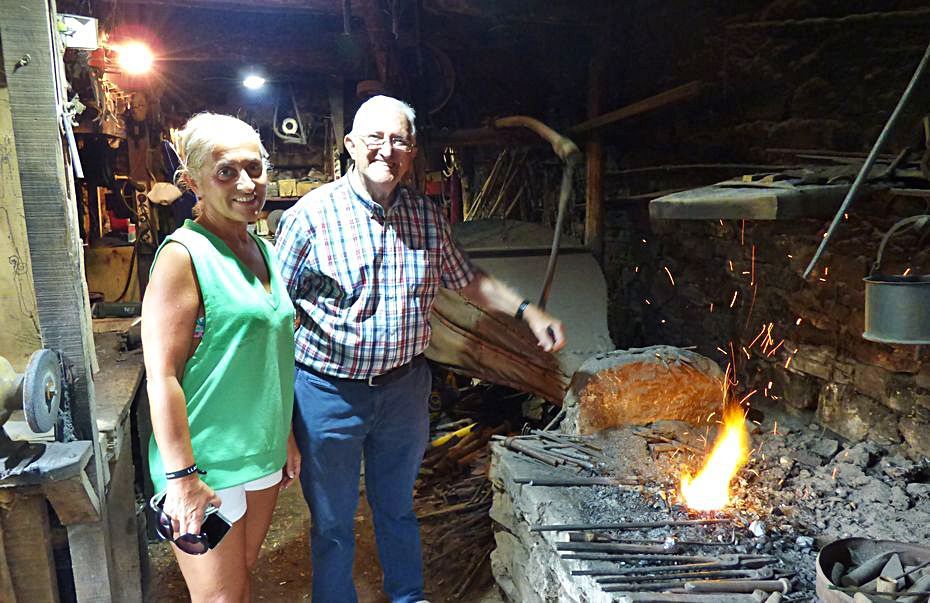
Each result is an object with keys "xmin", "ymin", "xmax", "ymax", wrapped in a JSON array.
[
  {"xmin": 115, "ymin": 41, "xmax": 154, "ymax": 75},
  {"xmin": 243, "ymin": 74, "xmax": 266, "ymax": 90}
]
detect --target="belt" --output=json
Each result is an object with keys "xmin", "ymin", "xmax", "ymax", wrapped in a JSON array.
[{"xmin": 302, "ymin": 356, "xmax": 423, "ymax": 387}]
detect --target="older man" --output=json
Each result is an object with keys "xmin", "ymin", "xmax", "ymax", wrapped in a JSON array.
[{"xmin": 275, "ymin": 95, "xmax": 565, "ymax": 603}]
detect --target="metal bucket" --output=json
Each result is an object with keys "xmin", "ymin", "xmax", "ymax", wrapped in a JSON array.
[
  {"xmin": 815, "ymin": 537, "xmax": 930, "ymax": 602},
  {"xmin": 862, "ymin": 214, "xmax": 930, "ymax": 344}
]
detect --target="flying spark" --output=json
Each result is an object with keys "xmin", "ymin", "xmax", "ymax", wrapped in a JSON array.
[{"xmin": 664, "ymin": 266, "xmax": 676, "ymax": 286}]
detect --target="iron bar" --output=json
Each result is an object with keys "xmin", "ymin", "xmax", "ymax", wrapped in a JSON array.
[
  {"xmin": 531, "ymin": 519, "xmax": 730, "ymax": 532},
  {"xmin": 803, "ymin": 38, "xmax": 930, "ymax": 278}
]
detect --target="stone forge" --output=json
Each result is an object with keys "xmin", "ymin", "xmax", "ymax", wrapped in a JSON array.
[
  {"xmin": 488, "ymin": 346, "xmax": 930, "ymax": 602},
  {"xmin": 563, "ymin": 345, "xmax": 725, "ymax": 435}
]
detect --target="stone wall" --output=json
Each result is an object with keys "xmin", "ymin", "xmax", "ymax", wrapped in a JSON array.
[
  {"xmin": 593, "ymin": 2, "xmax": 930, "ymax": 458},
  {"xmin": 603, "ymin": 197, "xmax": 930, "ymax": 458}
]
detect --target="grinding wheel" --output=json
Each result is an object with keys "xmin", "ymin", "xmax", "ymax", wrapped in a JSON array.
[{"xmin": 22, "ymin": 349, "xmax": 62, "ymax": 433}]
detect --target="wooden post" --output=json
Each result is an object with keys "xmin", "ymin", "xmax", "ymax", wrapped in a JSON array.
[
  {"xmin": 1, "ymin": 1, "xmax": 117, "ymax": 601},
  {"xmin": 0, "ymin": 493, "xmax": 60, "ymax": 603},
  {"xmin": 0, "ymin": 72, "xmax": 42, "ymax": 371},
  {"xmin": 584, "ymin": 46, "xmax": 607, "ymax": 262}
]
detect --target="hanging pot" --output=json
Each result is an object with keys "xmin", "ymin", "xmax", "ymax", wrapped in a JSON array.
[{"xmin": 863, "ymin": 214, "xmax": 930, "ymax": 344}]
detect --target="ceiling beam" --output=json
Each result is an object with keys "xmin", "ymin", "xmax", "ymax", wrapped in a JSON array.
[
  {"xmin": 94, "ymin": 0, "xmax": 341, "ymax": 15},
  {"xmin": 422, "ymin": 0, "xmax": 604, "ymax": 27}
]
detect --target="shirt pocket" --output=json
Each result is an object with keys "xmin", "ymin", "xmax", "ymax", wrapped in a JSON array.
[{"xmin": 405, "ymin": 248, "xmax": 441, "ymax": 303}]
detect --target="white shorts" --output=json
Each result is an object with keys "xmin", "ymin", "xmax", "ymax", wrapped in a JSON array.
[{"xmin": 214, "ymin": 470, "xmax": 282, "ymax": 523}]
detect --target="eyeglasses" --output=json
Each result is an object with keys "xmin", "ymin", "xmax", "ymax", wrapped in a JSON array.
[
  {"xmin": 357, "ymin": 134, "xmax": 415, "ymax": 152},
  {"xmin": 149, "ymin": 492, "xmax": 219, "ymax": 555}
]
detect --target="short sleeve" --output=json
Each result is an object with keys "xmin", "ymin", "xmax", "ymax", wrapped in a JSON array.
[
  {"xmin": 274, "ymin": 206, "xmax": 312, "ymax": 300},
  {"xmin": 438, "ymin": 212, "xmax": 477, "ymax": 290}
]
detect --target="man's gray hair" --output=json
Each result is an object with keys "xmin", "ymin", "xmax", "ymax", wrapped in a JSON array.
[{"xmin": 351, "ymin": 95, "xmax": 417, "ymax": 137}]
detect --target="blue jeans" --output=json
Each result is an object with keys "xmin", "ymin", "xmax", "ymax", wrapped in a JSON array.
[{"xmin": 292, "ymin": 358, "xmax": 431, "ymax": 603}]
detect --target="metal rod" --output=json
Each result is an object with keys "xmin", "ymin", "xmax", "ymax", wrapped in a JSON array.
[
  {"xmin": 512, "ymin": 477, "xmax": 623, "ymax": 486},
  {"xmin": 597, "ymin": 568, "xmax": 773, "ymax": 584},
  {"xmin": 532, "ymin": 519, "xmax": 730, "ymax": 532},
  {"xmin": 803, "ymin": 38, "xmax": 930, "ymax": 278},
  {"xmin": 557, "ymin": 541, "xmax": 676, "ymax": 554}
]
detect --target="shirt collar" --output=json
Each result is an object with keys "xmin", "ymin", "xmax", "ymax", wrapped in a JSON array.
[{"xmin": 345, "ymin": 169, "xmax": 410, "ymax": 218}]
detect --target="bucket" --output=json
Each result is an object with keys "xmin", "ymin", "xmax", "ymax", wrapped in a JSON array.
[
  {"xmin": 862, "ymin": 215, "xmax": 930, "ymax": 344},
  {"xmin": 815, "ymin": 537, "xmax": 930, "ymax": 602}
]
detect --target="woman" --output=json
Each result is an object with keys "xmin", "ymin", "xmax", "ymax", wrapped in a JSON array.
[{"xmin": 142, "ymin": 113, "xmax": 299, "ymax": 602}]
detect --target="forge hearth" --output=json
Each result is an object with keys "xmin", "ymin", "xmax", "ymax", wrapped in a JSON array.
[{"xmin": 488, "ymin": 402, "xmax": 930, "ymax": 602}]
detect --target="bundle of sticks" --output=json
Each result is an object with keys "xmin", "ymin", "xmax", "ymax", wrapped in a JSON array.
[
  {"xmin": 419, "ymin": 476, "xmax": 495, "ymax": 599},
  {"xmin": 422, "ymin": 422, "xmax": 510, "ymax": 476}
]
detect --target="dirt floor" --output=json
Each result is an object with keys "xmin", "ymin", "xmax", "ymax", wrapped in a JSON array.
[{"xmin": 145, "ymin": 482, "xmax": 506, "ymax": 602}]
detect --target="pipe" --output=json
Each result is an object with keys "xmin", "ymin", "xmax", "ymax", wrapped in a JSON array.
[
  {"xmin": 492, "ymin": 116, "xmax": 582, "ymax": 309},
  {"xmin": 803, "ymin": 38, "xmax": 930, "ymax": 278}
]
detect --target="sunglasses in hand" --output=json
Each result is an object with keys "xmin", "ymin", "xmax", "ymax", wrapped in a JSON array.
[{"xmin": 149, "ymin": 492, "xmax": 232, "ymax": 555}]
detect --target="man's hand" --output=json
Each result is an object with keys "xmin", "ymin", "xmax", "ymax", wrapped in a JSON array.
[{"xmin": 522, "ymin": 304, "xmax": 566, "ymax": 352}]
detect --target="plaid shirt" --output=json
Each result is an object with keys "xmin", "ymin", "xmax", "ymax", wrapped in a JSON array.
[{"xmin": 274, "ymin": 174, "xmax": 476, "ymax": 378}]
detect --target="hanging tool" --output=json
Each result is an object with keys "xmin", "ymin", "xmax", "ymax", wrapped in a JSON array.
[
  {"xmin": 273, "ymin": 85, "xmax": 308, "ymax": 145},
  {"xmin": 803, "ymin": 39, "xmax": 930, "ymax": 278},
  {"xmin": 492, "ymin": 116, "xmax": 582, "ymax": 309}
]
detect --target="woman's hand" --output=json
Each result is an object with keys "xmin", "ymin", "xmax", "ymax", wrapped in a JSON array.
[
  {"xmin": 522, "ymin": 304, "xmax": 567, "ymax": 353},
  {"xmin": 280, "ymin": 432, "xmax": 301, "ymax": 490},
  {"xmin": 163, "ymin": 475, "xmax": 221, "ymax": 538}
]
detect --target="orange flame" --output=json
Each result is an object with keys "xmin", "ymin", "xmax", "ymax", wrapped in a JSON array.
[{"xmin": 680, "ymin": 406, "xmax": 750, "ymax": 511}]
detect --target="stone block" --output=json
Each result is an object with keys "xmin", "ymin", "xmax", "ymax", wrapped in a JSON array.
[
  {"xmin": 899, "ymin": 414, "xmax": 930, "ymax": 457},
  {"xmin": 884, "ymin": 378, "xmax": 930, "ymax": 415},
  {"xmin": 915, "ymin": 366, "xmax": 930, "ymax": 391},
  {"xmin": 852, "ymin": 364, "xmax": 892, "ymax": 399},
  {"xmin": 817, "ymin": 383, "xmax": 897, "ymax": 443},
  {"xmin": 869, "ymin": 418, "xmax": 903, "ymax": 446},
  {"xmin": 848, "ymin": 343, "xmax": 921, "ymax": 374},
  {"xmin": 563, "ymin": 346, "xmax": 724, "ymax": 435},
  {"xmin": 772, "ymin": 367, "xmax": 818, "ymax": 410},
  {"xmin": 789, "ymin": 344, "xmax": 835, "ymax": 381}
]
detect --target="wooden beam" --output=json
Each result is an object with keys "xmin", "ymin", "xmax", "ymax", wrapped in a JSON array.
[
  {"xmin": 104, "ymin": 429, "xmax": 144, "ymax": 602},
  {"xmin": 173, "ymin": 51, "xmax": 360, "ymax": 77},
  {"xmin": 95, "ymin": 0, "xmax": 340, "ymax": 14},
  {"xmin": 44, "ymin": 470, "xmax": 101, "ymax": 525},
  {"xmin": 569, "ymin": 81, "xmax": 703, "ymax": 136},
  {"xmin": 0, "ymin": 500, "xmax": 20, "ymax": 603},
  {"xmin": 1, "ymin": 0, "xmax": 117, "ymax": 600},
  {"xmin": 584, "ymin": 43, "xmax": 607, "ymax": 260},
  {"xmin": 423, "ymin": 0, "xmax": 605, "ymax": 27},
  {"xmin": 0, "ymin": 62, "xmax": 42, "ymax": 372},
  {"xmin": 0, "ymin": 493, "xmax": 59, "ymax": 603}
]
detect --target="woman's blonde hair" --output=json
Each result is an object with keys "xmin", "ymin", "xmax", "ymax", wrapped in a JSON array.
[{"xmin": 173, "ymin": 112, "xmax": 269, "ymax": 190}]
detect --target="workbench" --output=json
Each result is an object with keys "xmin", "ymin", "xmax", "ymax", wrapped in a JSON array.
[
  {"xmin": 0, "ymin": 320, "xmax": 147, "ymax": 602},
  {"xmin": 90, "ymin": 320, "xmax": 147, "ymax": 603}
]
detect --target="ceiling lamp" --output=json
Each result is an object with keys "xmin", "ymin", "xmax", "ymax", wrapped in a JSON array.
[
  {"xmin": 115, "ymin": 41, "xmax": 154, "ymax": 75},
  {"xmin": 243, "ymin": 75, "xmax": 266, "ymax": 90}
]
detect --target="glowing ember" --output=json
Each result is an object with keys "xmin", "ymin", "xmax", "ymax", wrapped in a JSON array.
[{"xmin": 680, "ymin": 406, "xmax": 750, "ymax": 511}]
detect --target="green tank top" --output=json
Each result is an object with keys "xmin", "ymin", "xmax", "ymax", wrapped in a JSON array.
[{"xmin": 148, "ymin": 219, "xmax": 295, "ymax": 493}]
